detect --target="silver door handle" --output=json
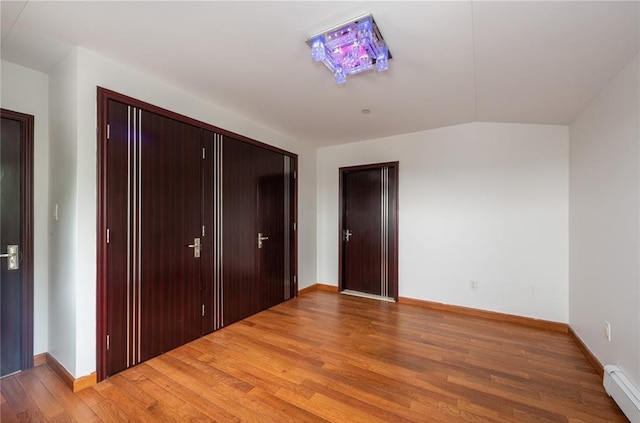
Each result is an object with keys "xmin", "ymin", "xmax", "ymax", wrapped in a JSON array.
[
  {"xmin": 258, "ymin": 232, "xmax": 269, "ymax": 249},
  {"xmin": 187, "ymin": 238, "xmax": 201, "ymax": 258},
  {"xmin": 0, "ymin": 245, "xmax": 19, "ymax": 270},
  {"xmin": 343, "ymin": 230, "xmax": 353, "ymax": 242}
]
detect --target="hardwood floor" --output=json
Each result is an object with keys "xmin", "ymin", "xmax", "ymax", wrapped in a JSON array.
[{"xmin": 1, "ymin": 291, "xmax": 627, "ymax": 422}]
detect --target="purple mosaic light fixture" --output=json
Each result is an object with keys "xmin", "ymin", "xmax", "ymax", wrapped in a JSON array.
[{"xmin": 308, "ymin": 14, "xmax": 391, "ymax": 84}]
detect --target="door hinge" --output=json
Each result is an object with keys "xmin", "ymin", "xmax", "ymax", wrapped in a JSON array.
[
  {"xmin": 106, "ymin": 229, "xmax": 110, "ymax": 244},
  {"xmin": 202, "ymin": 304, "xmax": 205, "ymax": 316},
  {"xmin": 202, "ymin": 147, "xmax": 205, "ymax": 159},
  {"xmin": 106, "ymin": 124, "xmax": 110, "ymax": 140},
  {"xmin": 293, "ymin": 276, "xmax": 297, "ymax": 285},
  {"xmin": 293, "ymin": 170, "xmax": 297, "ymax": 179},
  {"xmin": 202, "ymin": 225, "xmax": 205, "ymax": 237},
  {"xmin": 293, "ymin": 222, "xmax": 297, "ymax": 231},
  {"xmin": 106, "ymin": 335, "xmax": 110, "ymax": 350}
]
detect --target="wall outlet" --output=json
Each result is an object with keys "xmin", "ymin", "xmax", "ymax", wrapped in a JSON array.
[
  {"xmin": 604, "ymin": 321, "xmax": 611, "ymax": 342},
  {"xmin": 469, "ymin": 280, "xmax": 478, "ymax": 291}
]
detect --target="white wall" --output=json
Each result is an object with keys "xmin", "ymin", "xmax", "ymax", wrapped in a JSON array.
[
  {"xmin": 48, "ymin": 47, "xmax": 317, "ymax": 377},
  {"xmin": 0, "ymin": 60, "xmax": 49, "ymax": 355},
  {"xmin": 48, "ymin": 51, "xmax": 79, "ymax": 374},
  {"xmin": 569, "ymin": 55, "xmax": 639, "ymax": 389},
  {"xmin": 317, "ymin": 122, "xmax": 569, "ymax": 322}
]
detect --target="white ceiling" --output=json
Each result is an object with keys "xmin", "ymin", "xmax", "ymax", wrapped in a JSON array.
[{"xmin": 1, "ymin": 1, "xmax": 638, "ymax": 147}]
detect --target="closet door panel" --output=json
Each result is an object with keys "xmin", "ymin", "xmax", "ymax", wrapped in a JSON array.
[
  {"xmin": 139, "ymin": 111, "xmax": 202, "ymax": 361},
  {"xmin": 256, "ymin": 149, "xmax": 286, "ymax": 311},
  {"xmin": 222, "ymin": 137, "xmax": 257, "ymax": 325},
  {"xmin": 105, "ymin": 100, "xmax": 131, "ymax": 375},
  {"xmin": 201, "ymin": 131, "xmax": 215, "ymax": 335}
]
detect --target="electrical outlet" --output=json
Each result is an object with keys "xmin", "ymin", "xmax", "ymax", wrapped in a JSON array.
[
  {"xmin": 469, "ymin": 280, "xmax": 478, "ymax": 291},
  {"xmin": 604, "ymin": 321, "xmax": 611, "ymax": 342}
]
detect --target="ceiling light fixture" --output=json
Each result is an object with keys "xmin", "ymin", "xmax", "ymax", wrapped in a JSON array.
[{"xmin": 307, "ymin": 14, "xmax": 391, "ymax": 84}]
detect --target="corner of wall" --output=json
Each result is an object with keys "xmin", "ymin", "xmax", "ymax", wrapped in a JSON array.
[{"xmin": 47, "ymin": 49, "xmax": 80, "ymax": 376}]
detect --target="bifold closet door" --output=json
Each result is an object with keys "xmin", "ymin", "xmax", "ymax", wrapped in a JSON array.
[
  {"xmin": 221, "ymin": 137, "xmax": 294, "ymax": 325},
  {"xmin": 222, "ymin": 138, "xmax": 257, "ymax": 325},
  {"xmin": 105, "ymin": 100, "xmax": 202, "ymax": 375},
  {"xmin": 256, "ymin": 148, "xmax": 288, "ymax": 311},
  {"xmin": 105, "ymin": 100, "xmax": 132, "ymax": 375},
  {"xmin": 138, "ymin": 110, "xmax": 202, "ymax": 362}
]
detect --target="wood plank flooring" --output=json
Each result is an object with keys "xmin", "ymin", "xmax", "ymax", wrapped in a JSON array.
[{"xmin": 1, "ymin": 291, "xmax": 627, "ymax": 422}]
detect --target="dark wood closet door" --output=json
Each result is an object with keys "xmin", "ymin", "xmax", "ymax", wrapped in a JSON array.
[
  {"xmin": 105, "ymin": 100, "xmax": 130, "ymax": 375},
  {"xmin": 201, "ymin": 131, "xmax": 215, "ymax": 335},
  {"xmin": 256, "ymin": 149, "xmax": 286, "ymax": 311},
  {"xmin": 340, "ymin": 164, "xmax": 398, "ymax": 300},
  {"xmin": 222, "ymin": 137, "xmax": 257, "ymax": 325},
  {"xmin": 139, "ymin": 110, "xmax": 202, "ymax": 361},
  {"xmin": 98, "ymin": 88, "xmax": 298, "ymax": 381},
  {"xmin": 105, "ymin": 101, "xmax": 202, "ymax": 375}
]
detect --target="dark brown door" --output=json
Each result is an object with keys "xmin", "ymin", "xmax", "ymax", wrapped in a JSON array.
[
  {"xmin": 138, "ymin": 110, "xmax": 202, "ymax": 362},
  {"xmin": 256, "ymin": 148, "xmax": 286, "ymax": 311},
  {"xmin": 222, "ymin": 137, "xmax": 258, "ymax": 325},
  {"xmin": 0, "ymin": 110, "xmax": 33, "ymax": 377},
  {"xmin": 104, "ymin": 100, "xmax": 130, "ymax": 375},
  {"xmin": 339, "ymin": 163, "xmax": 398, "ymax": 300},
  {"xmin": 222, "ymin": 138, "xmax": 293, "ymax": 325},
  {"xmin": 98, "ymin": 89, "xmax": 298, "ymax": 380},
  {"xmin": 104, "ymin": 101, "xmax": 202, "ymax": 375}
]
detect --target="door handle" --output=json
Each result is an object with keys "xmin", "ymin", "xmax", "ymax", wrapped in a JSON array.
[
  {"xmin": 343, "ymin": 229, "xmax": 352, "ymax": 242},
  {"xmin": 0, "ymin": 245, "xmax": 19, "ymax": 270},
  {"xmin": 187, "ymin": 238, "xmax": 201, "ymax": 258},
  {"xmin": 257, "ymin": 232, "xmax": 269, "ymax": 249}
]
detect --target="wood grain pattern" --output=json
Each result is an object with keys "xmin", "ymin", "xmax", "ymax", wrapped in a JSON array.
[{"xmin": 2, "ymin": 291, "xmax": 626, "ymax": 422}]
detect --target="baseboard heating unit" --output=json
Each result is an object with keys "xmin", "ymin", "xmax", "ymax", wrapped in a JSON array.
[{"xmin": 604, "ymin": 365, "xmax": 640, "ymax": 423}]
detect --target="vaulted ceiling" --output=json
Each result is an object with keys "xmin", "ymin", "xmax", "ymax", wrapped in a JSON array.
[{"xmin": 1, "ymin": 1, "xmax": 638, "ymax": 146}]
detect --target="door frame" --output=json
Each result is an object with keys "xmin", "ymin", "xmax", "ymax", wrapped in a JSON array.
[
  {"xmin": 338, "ymin": 162, "xmax": 399, "ymax": 301},
  {"xmin": 1, "ymin": 108, "xmax": 34, "ymax": 372},
  {"xmin": 96, "ymin": 88, "xmax": 298, "ymax": 381}
]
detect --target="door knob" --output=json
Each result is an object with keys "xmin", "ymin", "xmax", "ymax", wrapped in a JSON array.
[
  {"xmin": 0, "ymin": 245, "xmax": 19, "ymax": 270},
  {"xmin": 343, "ymin": 229, "xmax": 353, "ymax": 242},
  {"xmin": 187, "ymin": 238, "xmax": 201, "ymax": 258},
  {"xmin": 257, "ymin": 233, "xmax": 269, "ymax": 249}
]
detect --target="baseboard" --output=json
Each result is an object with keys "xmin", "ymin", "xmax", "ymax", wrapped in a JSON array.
[
  {"xmin": 33, "ymin": 352, "xmax": 47, "ymax": 367},
  {"xmin": 44, "ymin": 353, "xmax": 97, "ymax": 392},
  {"xmin": 569, "ymin": 326, "xmax": 604, "ymax": 377},
  {"xmin": 398, "ymin": 296, "xmax": 568, "ymax": 333},
  {"xmin": 297, "ymin": 284, "xmax": 317, "ymax": 296},
  {"xmin": 298, "ymin": 283, "xmax": 337, "ymax": 295},
  {"xmin": 317, "ymin": 283, "xmax": 337, "ymax": 292}
]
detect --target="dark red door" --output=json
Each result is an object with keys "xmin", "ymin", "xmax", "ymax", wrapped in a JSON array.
[
  {"xmin": 256, "ymin": 148, "xmax": 286, "ymax": 311},
  {"xmin": 99, "ymin": 90, "xmax": 297, "ymax": 380},
  {"xmin": 0, "ymin": 110, "xmax": 33, "ymax": 377},
  {"xmin": 222, "ymin": 138, "xmax": 293, "ymax": 325},
  {"xmin": 340, "ymin": 163, "xmax": 398, "ymax": 300},
  {"xmin": 105, "ymin": 100, "xmax": 130, "ymax": 375},
  {"xmin": 105, "ymin": 101, "xmax": 202, "ymax": 375},
  {"xmin": 1, "ymin": 116, "xmax": 23, "ymax": 376},
  {"xmin": 138, "ymin": 110, "xmax": 202, "ymax": 361},
  {"xmin": 222, "ymin": 137, "xmax": 259, "ymax": 325}
]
